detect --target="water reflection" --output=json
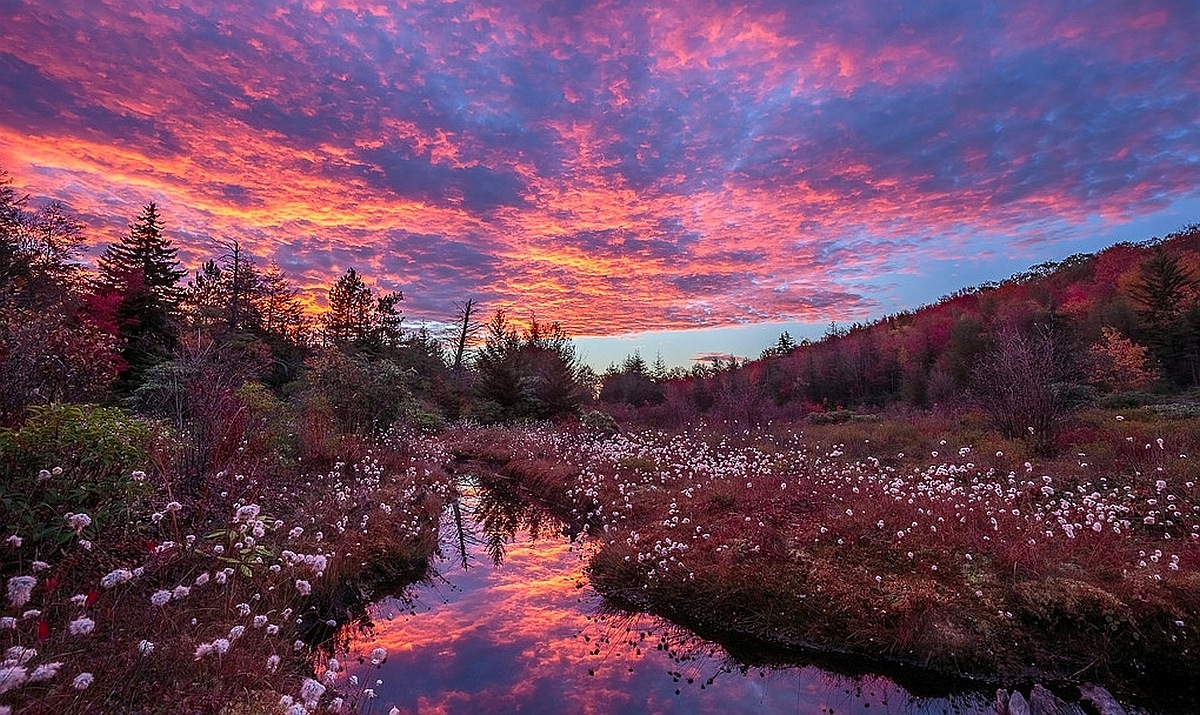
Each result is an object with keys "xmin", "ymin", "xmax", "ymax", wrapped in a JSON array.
[{"xmin": 335, "ymin": 478, "xmax": 994, "ymax": 714}]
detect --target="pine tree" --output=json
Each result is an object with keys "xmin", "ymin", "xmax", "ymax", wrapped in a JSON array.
[
  {"xmin": 323, "ymin": 268, "xmax": 375, "ymax": 347},
  {"xmin": 1128, "ymin": 246, "xmax": 1199, "ymax": 386},
  {"xmin": 95, "ymin": 203, "xmax": 186, "ymax": 393},
  {"xmin": 259, "ymin": 262, "xmax": 307, "ymax": 341},
  {"xmin": 183, "ymin": 260, "xmax": 227, "ymax": 329},
  {"xmin": 98, "ymin": 203, "xmax": 186, "ymax": 308}
]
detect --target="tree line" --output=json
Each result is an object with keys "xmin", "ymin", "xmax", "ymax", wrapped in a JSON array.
[{"xmin": 0, "ymin": 170, "xmax": 591, "ymax": 441}]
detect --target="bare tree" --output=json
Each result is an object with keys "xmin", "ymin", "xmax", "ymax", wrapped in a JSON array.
[{"xmin": 973, "ymin": 326, "xmax": 1075, "ymax": 456}]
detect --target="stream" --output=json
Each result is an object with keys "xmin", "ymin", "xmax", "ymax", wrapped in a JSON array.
[{"xmin": 332, "ymin": 478, "xmax": 1005, "ymax": 714}]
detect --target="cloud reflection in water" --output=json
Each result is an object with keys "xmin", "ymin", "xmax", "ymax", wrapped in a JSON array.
[{"xmin": 336, "ymin": 488, "xmax": 991, "ymax": 714}]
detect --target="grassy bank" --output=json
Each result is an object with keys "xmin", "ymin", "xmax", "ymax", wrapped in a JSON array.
[
  {"xmin": 449, "ymin": 409, "xmax": 1200, "ymax": 707},
  {"xmin": 1, "ymin": 407, "xmax": 453, "ymax": 715}
]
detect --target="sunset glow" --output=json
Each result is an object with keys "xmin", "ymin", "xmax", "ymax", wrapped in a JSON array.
[{"xmin": 3, "ymin": 0, "xmax": 1198, "ymax": 361}]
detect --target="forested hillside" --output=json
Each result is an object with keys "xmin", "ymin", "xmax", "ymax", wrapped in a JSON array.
[{"xmin": 599, "ymin": 225, "xmax": 1200, "ymax": 452}]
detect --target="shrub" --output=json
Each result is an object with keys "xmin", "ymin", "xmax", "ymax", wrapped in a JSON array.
[{"xmin": 0, "ymin": 404, "xmax": 155, "ymax": 553}]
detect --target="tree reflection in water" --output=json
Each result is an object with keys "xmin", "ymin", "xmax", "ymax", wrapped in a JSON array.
[{"xmin": 329, "ymin": 476, "xmax": 995, "ymax": 714}]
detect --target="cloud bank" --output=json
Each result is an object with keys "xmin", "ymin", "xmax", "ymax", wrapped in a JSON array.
[{"xmin": 2, "ymin": 0, "xmax": 1197, "ymax": 334}]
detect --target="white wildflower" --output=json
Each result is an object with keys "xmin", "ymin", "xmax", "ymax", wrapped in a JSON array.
[
  {"xmin": 234, "ymin": 504, "xmax": 261, "ymax": 522},
  {"xmin": 65, "ymin": 512, "xmax": 92, "ymax": 534},
  {"xmin": 101, "ymin": 569, "xmax": 133, "ymax": 590},
  {"xmin": 72, "ymin": 672, "xmax": 93, "ymax": 690}
]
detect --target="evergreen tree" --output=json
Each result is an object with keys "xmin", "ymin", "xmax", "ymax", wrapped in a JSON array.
[
  {"xmin": 1128, "ymin": 246, "xmax": 1199, "ymax": 386},
  {"xmin": 599, "ymin": 351, "xmax": 664, "ymax": 406},
  {"xmin": 322, "ymin": 267, "xmax": 403, "ymax": 352},
  {"xmin": 183, "ymin": 259, "xmax": 228, "ymax": 330},
  {"xmin": 182, "ymin": 243, "xmax": 265, "ymax": 335},
  {"xmin": 323, "ymin": 268, "xmax": 374, "ymax": 347},
  {"xmin": 98, "ymin": 203, "xmax": 185, "ymax": 307},
  {"xmin": 94, "ymin": 202, "xmax": 186, "ymax": 393},
  {"xmin": 473, "ymin": 310, "xmax": 586, "ymax": 421},
  {"xmin": 259, "ymin": 262, "xmax": 307, "ymax": 341},
  {"xmin": 651, "ymin": 353, "xmax": 668, "ymax": 382}
]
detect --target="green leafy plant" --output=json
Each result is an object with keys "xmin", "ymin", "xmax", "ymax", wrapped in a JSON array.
[{"xmin": 0, "ymin": 403, "xmax": 155, "ymax": 553}]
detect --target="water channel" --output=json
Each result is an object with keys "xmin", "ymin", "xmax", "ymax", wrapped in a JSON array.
[{"xmin": 330, "ymin": 478, "xmax": 1023, "ymax": 714}]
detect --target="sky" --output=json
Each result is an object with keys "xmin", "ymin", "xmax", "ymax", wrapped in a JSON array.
[{"xmin": 2, "ymin": 0, "xmax": 1199, "ymax": 369}]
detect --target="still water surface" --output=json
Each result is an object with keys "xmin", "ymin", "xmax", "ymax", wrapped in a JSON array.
[{"xmin": 336, "ymin": 481, "xmax": 995, "ymax": 714}]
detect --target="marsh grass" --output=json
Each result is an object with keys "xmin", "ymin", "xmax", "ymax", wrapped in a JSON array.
[{"xmin": 451, "ymin": 410, "xmax": 1200, "ymax": 702}]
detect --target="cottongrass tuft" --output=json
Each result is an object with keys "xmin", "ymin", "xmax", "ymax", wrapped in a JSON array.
[
  {"xmin": 6, "ymin": 576, "xmax": 36, "ymax": 608},
  {"xmin": 28, "ymin": 662, "xmax": 61, "ymax": 682},
  {"xmin": 4, "ymin": 647, "xmax": 36, "ymax": 665},
  {"xmin": 299, "ymin": 677, "xmax": 326, "ymax": 708},
  {"xmin": 0, "ymin": 666, "xmax": 27, "ymax": 695},
  {"xmin": 71, "ymin": 672, "xmax": 93, "ymax": 690},
  {"xmin": 68, "ymin": 617, "xmax": 95, "ymax": 636}
]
